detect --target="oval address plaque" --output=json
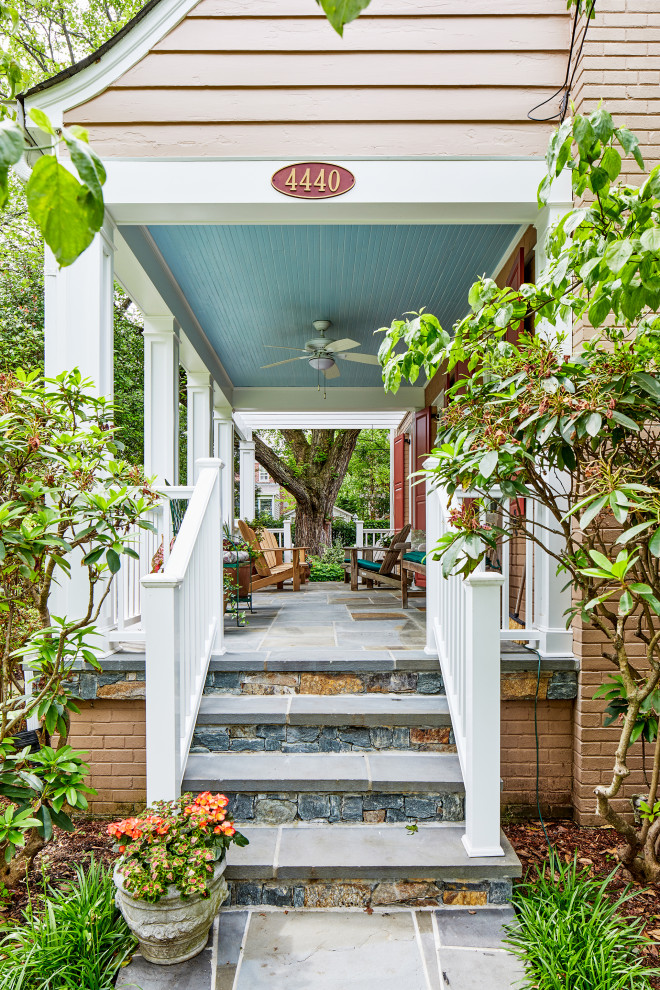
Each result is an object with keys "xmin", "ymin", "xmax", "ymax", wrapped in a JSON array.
[{"xmin": 271, "ymin": 162, "xmax": 355, "ymax": 200}]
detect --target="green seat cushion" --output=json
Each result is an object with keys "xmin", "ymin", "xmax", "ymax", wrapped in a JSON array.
[
  {"xmin": 356, "ymin": 558, "xmax": 385, "ymax": 572},
  {"xmin": 403, "ymin": 551, "xmax": 426, "ymax": 564}
]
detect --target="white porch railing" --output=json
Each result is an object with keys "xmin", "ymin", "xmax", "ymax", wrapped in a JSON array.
[
  {"xmin": 355, "ymin": 521, "xmax": 392, "ymax": 548},
  {"xmin": 141, "ymin": 458, "xmax": 224, "ymax": 802},
  {"xmin": 425, "ymin": 467, "xmax": 572, "ymax": 857},
  {"xmin": 265, "ymin": 519, "xmax": 292, "ymax": 561},
  {"xmin": 107, "ymin": 486, "xmax": 194, "ymax": 645}
]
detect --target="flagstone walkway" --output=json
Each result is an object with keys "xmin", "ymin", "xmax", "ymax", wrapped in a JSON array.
[{"xmin": 118, "ymin": 905, "xmax": 525, "ymax": 989}]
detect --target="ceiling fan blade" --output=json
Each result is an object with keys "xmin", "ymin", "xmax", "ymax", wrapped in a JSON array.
[
  {"xmin": 325, "ymin": 337, "xmax": 360, "ymax": 353},
  {"xmin": 335, "ymin": 351, "xmax": 381, "ymax": 365},
  {"xmin": 261, "ymin": 356, "xmax": 307, "ymax": 369},
  {"xmin": 323, "ymin": 363, "xmax": 341, "ymax": 379},
  {"xmin": 264, "ymin": 345, "xmax": 307, "ymax": 352}
]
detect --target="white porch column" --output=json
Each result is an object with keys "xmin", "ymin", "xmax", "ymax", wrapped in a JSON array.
[
  {"xmin": 283, "ymin": 518, "xmax": 292, "ymax": 562},
  {"xmin": 186, "ymin": 371, "xmax": 213, "ymax": 484},
  {"xmin": 534, "ymin": 205, "xmax": 572, "ymax": 358},
  {"xmin": 533, "ymin": 498, "xmax": 573, "ymax": 658},
  {"xmin": 213, "ymin": 409, "xmax": 234, "ymax": 531},
  {"xmin": 45, "ymin": 225, "xmax": 115, "ymax": 395},
  {"xmin": 239, "ymin": 439, "xmax": 256, "ymax": 521},
  {"xmin": 44, "ymin": 227, "xmax": 115, "ymax": 630},
  {"xmin": 144, "ymin": 317, "xmax": 179, "ymax": 485}
]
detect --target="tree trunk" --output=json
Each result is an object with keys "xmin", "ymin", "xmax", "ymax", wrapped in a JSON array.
[{"xmin": 253, "ymin": 429, "xmax": 360, "ymax": 555}]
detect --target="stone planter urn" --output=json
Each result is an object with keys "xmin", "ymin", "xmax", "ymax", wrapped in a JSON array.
[{"xmin": 114, "ymin": 859, "xmax": 228, "ymax": 965}]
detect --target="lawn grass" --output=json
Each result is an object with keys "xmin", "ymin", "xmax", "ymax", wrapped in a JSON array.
[
  {"xmin": 0, "ymin": 857, "xmax": 135, "ymax": 990},
  {"xmin": 505, "ymin": 851, "xmax": 660, "ymax": 990}
]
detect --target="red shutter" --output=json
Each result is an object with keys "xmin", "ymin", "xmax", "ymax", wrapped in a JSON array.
[
  {"xmin": 393, "ymin": 434, "xmax": 405, "ymax": 531},
  {"xmin": 413, "ymin": 408, "xmax": 432, "ymax": 531}
]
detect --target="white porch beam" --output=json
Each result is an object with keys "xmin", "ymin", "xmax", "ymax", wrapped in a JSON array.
[
  {"xmin": 232, "ymin": 387, "xmax": 423, "ymax": 418},
  {"xmin": 213, "ymin": 409, "xmax": 234, "ymax": 531},
  {"xmin": 186, "ymin": 371, "xmax": 213, "ymax": 484},
  {"xmin": 239, "ymin": 439, "xmax": 256, "ymax": 522},
  {"xmin": 45, "ymin": 224, "xmax": 115, "ymax": 397},
  {"xmin": 144, "ymin": 316, "xmax": 179, "ymax": 486},
  {"xmin": 101, "ymin": 160, "xmax": 573, "ymax": 226}
]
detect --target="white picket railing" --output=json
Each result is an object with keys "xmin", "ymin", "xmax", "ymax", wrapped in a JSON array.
[
  {"xmin": 354, "ymin": 520, "xmax": 393, "ymax": 548},
  {"xmin": 265, "ymin": 519, "xmax": 292, "ymax": 561},
  {"xmin": 425, "ymin": 466, "xmax": 573, "ymax": 857},
  {"xmin": 108, "ymin": 485, "xmax": 194, "ymax": 645},
  {"xmin": 141, "ymin": 459, "xmax": 224, "ymax": 802}
]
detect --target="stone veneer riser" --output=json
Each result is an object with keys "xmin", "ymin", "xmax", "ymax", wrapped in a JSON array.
[
  {"xmin": 191, "ymin": 724, "xmax": 455, "ymax": 753},
  {"xmin": 215, "ymin": 791, "xmax": 464, "ymax": 825},
  {"xmin": 203, "ymin": 670, "xmax": 445, "ymax": 696},
  {"xmin": 222, "ymin": 877, "xmax": 512, "ymax": 909}
]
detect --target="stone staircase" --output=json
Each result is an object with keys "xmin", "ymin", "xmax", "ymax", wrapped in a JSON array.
[{"xmin": 183, "ymin": 620, "xmax": 520, "ymax": 909}]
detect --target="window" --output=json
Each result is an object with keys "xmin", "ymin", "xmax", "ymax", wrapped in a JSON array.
[
  {"xmin": 257, "ymin": 497, "xmax": 274, "ymax": 516},
  {"xmin": 257, "ymin": 466, "xmax": 270, "ymax": 483}
]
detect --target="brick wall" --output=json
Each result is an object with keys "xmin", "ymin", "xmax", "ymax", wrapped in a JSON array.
[
  {"xmin": 501, "ymin": 699, "xmax": 574, "ymax": 819},
  {"xmin": 570, "ymin": 0, "xmax": 660, "ymax": 824},
  {"xmin": 67, "ymin": 699, "xmax": 146, "ymax": 816}
]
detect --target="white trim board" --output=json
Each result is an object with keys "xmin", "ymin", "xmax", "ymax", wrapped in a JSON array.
[
  {"xmin": 232, "ymin": 388, "xmax": 422, "ymax": 416},
  {"xmin": 104, "ymin": 159, "xmax": 572, "ymax": 226},
  {"xmin": 236, "ymin": 409, "xmax": 412, "ymax": 428}
]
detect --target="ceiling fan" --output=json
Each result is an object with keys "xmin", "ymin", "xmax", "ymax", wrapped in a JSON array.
[{"xmin": 260, "ymin": 320, "xmax": 380, "ymax": 380}]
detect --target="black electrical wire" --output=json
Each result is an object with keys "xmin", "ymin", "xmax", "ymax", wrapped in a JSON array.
[{"xmin": 527, "ymin": 0, "xmax": 597, "ymax": 123}]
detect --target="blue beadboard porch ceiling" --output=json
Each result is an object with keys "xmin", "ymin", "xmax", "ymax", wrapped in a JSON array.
[{"xmin": 145, "ymin": 224, "xmax": 519, "ymax": 389}]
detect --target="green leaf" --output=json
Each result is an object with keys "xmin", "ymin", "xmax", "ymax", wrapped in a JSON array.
[
  {"xmin": 588, "ymin": 294, "xmax": 611, "ymax": 327},
  {"xmin": 616, "ymin": 520, "xmax": 655, "ymax": 545},
  {"xmin": 611, "ymin": 410, "xmax": 640, "ymax": 431},
  {"xmin": 641, "ymin": 228, "xmax": 660, "ymax": 254},
  {"xmin": 28, "ymin": 108, "xmax": 56, "ymax": 137},
  {"xmin": 585, "ymin": 412, "xmax": 602, "ymax": 437},
  {"xmin": 26, "ymin": 156, "xmax": 96, "ymax": 268},
  {"xmin": 316, "ymin": 0, "xmax": 372, "ymax": 35},
  {"xmin": 601, "ymin": 145, "xmax": 621, "ymax": 181},
  {"xmin": 0, "ymin": 122, "xmax": 25, "ymax": 207},
  {"xmin": 619, "ymin": 589, "xmax": 634, "ymax": 615},
  {"xmin": 579, "ymin": 494, "xmax": 608, "ymax": 531},
  {"xmin": 603, "ymin": 239, "xmax": 633, "ymax": 274},
  {"xmin": 633, "ymin": 372, "xmax": 660, "ymax": 401},
  {"xmin": 649, "ymin": 528, "xmax": 660, "ymax": 558},
  {"xmin": 479, "ymin": 450, "xmax": 498, "ymax": 479},
  {"xmin": 61, "ymin": 129, "xmax": 107, "ymax": 229},
  {"xmin": 105, "ymin": 548, "xmax": 121, "ymax": 573}
]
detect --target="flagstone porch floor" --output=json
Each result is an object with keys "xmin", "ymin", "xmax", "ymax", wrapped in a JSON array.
[{"xmin": 223, "ymin": 581, "xmax": 428, "ymax": 654}]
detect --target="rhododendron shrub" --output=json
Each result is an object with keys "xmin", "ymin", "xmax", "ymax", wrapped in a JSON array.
[
  {"xmin": 378, "ymin": 109, "xmax": 660, "ymax": 881},
  {"xmin": 109, "ymin": 792, "xmax": 248, "ymax": 901}
]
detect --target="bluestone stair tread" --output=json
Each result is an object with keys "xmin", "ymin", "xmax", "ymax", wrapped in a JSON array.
[
  {"xmin": 184, "ymin": 750, "xmax": 463, "ymax": 793},
  {"xmin": 224, "ymin": 824, "xmax": 521, "ymax": 880},
  {"xmin": 208, "ymin": 650, "xmax": 439, "ymax": 672},
  {"xmin": 196, "ymin": 693, "xmax": 450, "ymax": 726}
]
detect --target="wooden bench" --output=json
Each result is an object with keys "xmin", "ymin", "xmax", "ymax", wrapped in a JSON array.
[{"xmin": 237, "ymin": 520, "xmax": 308, "ymax": 592}]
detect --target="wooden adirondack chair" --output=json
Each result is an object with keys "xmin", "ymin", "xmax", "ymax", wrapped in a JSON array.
[
  {"xmin": 237, "ymin": 520, "xmax": 307, "ymax": 592},
  {"xmin": 346, "ymin": 524, "xmax": 412, "ymax": 593}
]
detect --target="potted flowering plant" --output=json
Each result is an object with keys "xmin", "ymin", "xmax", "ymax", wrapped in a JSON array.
[{"xmin": 109, "ymin": 792, "xmax": 248, "ymax": 965}]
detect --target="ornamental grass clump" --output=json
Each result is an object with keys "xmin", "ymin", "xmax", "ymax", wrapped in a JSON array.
[
  {"xmin": 505, "ymin": 853, "xmax": 660, "ymax": 990},
  {"xmin": 108, "ymin": 792, "xmax": 248, "ymax": 902}
]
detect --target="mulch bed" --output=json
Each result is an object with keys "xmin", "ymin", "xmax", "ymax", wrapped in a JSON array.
[
  {"xmin": 2, "ymin": 818, "xmax": 118, "ymax": 923},
  {"xmin": 504, "ymin": 819, "xmax": 660, "ymax": 986}
]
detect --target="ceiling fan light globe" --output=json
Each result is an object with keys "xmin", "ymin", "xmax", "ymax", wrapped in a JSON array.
[{"xmin": 309, "ymin": 356, "xmax": 335, "ymax": 371}]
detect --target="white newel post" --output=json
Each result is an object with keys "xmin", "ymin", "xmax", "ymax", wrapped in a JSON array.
[
  {"xmin": 213, "ymin": 410, "xmax": 234, "ymax": 531},
  {"xmin": 463, "ymin": 571, "xmax": 505, "ymax": 857},
  {"xmin": 44, "ymin": 226, "xmax": 115, "ymax": 635},
  {"xmin": 533, "ymin": 500, "xmax": 573, "ymax": 657},
  {"xmin": 355, "ymin": 519, "xmax": 364, "ymax": 547},
  {"xmin": 142, "ymin": 577, "xmax": 180, "ymax": 802},
  {"xmin": 283, "ymin": 518, "xmax": 292, "ymax": 562},
  {"xmin": 144, "ymin": 316, "xmax": 179, "ymax": 485},
  {"xmin": 186, "ymin": 372, "xmax": 213, "ymax": 484},
  {"xmin": 239, "ymin": 439, "xmax": 256, "ymax": 521},
  {"xmin": 424, "ymin": 468, "xmax": 441, "ymax": 655},
  {"xmin": 197, "ymin": 456, "xmax": 225, "ymax": 658}
]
